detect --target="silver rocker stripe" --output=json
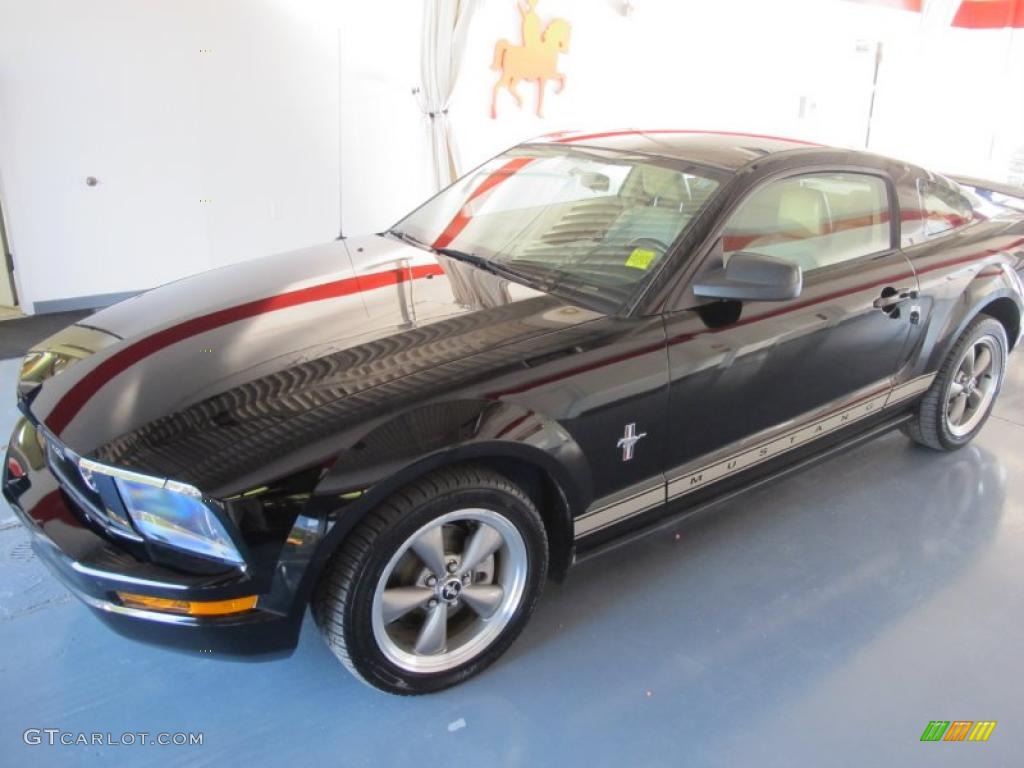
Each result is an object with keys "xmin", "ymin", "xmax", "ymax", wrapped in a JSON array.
[
  {"xmin": 667, "ymin": 389, "xmax": 893, "ymax": 501},
  {"xmin": 574, "ymin": 373, "xmax": 936, "ymax": 539},
  {"xmin": 574, "ymin": 484, "xmax": 665, "ymax": 538},
  {"xmin": 885, "ymin": 372, "xmax": 935, "ymax": 406}
]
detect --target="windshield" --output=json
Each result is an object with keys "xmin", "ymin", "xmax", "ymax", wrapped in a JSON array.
[{"xmin": 392, "ymin": 146, "xmax": 722, "ymax": 310}]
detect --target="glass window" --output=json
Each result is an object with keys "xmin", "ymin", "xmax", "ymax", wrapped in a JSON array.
[
  {"xmin": 980, "ymin": 190, "xmax": 1024, "ymax": 213},
  {"xmin": 957, "ymin": 184, "xmax": 1024, "ymax": 218},
  {"xmin": 1009, "ymin": 144, "xmax": 1024, "ymax": 187},
  {"xmin": 918, "ymin": 179, "xmax": 974, "ymax": 237},
  {"xmin": 392, "ymin": 147, "xmax": 721, "ymax": 311},
  {"xmin": 900, "ymin": 184, "xmax": 927, "ymax": 248},
  {"xmin": 721, "ymin": 172, "xmax": 891, "ymax": 272}
]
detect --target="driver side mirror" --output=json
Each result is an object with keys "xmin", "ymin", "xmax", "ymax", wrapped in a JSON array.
[{"xmin": 693, "ymin": 250, "xmax": 802, "ymax": 302}]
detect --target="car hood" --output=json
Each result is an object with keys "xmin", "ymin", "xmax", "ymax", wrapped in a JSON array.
[{"xmin": 22, "ymin": 234, "xmax": 603, "ymax": 491}]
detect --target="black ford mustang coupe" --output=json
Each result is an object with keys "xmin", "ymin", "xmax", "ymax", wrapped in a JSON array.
[{"xmin": 5, "ymin": 131, "xmax": 1023, "ymax": 694}]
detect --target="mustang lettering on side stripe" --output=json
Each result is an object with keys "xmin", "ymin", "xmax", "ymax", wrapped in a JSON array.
[{"xmin": 574, "ymin": 374, "xmax": 937, "ymax": 538}]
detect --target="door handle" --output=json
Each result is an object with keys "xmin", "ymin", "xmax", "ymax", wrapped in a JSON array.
[{"xmin": 873, "ymin": 287, "xmax": 918, "ymax": 312}]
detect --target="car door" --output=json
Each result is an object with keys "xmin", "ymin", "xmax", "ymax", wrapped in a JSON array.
[{"xmin": 661, "ymin": 169, "xmax": 920, "ymax": 501}]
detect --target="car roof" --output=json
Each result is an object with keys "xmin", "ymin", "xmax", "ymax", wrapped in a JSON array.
[{"xmin": 528, "ymin": 129, "xmax": 826, "ymax": 172}]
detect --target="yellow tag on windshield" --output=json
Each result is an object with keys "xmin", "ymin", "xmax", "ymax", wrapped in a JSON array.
[{"xmin": 625, "ymin": 247, "xmax": 656, "ymax": 270}]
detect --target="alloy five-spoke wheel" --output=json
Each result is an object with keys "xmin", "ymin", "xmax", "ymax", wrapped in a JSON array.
[
  {"xmin": 371, "ymin": 509, "xmax": 528, "ymax": 673},
  {"xmin": 945, "ymin": 336, "xmax": 1002, "ymax": 437},
  {"xmin": 313, "ymin": 466, "xmax": 547, "ymax": 694},
  {"xmin": 904, "ymin": 315, "xmax": 1008, "ymax": 452}
]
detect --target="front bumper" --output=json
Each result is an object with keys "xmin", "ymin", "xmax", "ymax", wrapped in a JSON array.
[{"xmin": 3, "ymin": 417, "xmax": 302, "ymax": 660}]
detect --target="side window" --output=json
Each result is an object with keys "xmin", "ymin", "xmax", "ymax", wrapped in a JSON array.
[
  {"xmin": 918, "ymin": 179, "xmax": 973, "ymax": 238},
  {"xmin": 900, "ymin": 182, "xmax": 927, "ymax": 248},
  {"xmin": 722, "ymin": 172, "xmax": 891, "ymax": 272}
]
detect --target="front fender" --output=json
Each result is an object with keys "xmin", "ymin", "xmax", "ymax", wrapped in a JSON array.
[
  {"xmin": 314, "ymin": 398, "xmax": 589, "ymax": 509},
  {"xmin": 287, "ymin": 399, "xmax": 591, "ymax": 608}
]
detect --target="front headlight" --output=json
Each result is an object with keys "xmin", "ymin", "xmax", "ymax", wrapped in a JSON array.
[{"xmin": 114, "ymin": 477, "xmax": 245, "ymax": 565}]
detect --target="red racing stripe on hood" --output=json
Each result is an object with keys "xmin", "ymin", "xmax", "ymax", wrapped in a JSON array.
[{"xmin": 43, "ymin": 264, "xmax": 444, "ymax": 436}]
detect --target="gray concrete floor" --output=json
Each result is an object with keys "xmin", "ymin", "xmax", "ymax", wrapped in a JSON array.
[{"xmin": 1, "ymin": 354, "xmax": 1023, "ymax": 767}]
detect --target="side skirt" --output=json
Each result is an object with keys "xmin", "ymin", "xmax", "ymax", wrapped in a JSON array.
[{"xmin": 572, "ymin": 411, "xmax": 912, "ymax": 565}]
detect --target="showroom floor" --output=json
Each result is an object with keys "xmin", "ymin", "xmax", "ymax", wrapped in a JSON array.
[{"xmin": 1, "ymin": 349, "xmax": 1022, "ymax": 766}]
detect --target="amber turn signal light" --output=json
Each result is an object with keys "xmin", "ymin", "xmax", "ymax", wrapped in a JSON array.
[{"xmin": 116, "ymin": 592, "xmax": 257, "ymax": 616}]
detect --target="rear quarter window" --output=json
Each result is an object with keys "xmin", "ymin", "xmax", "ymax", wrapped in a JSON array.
[{"xmin": 917, "ymin": 179, "xmax": 974, "ymax": 240}]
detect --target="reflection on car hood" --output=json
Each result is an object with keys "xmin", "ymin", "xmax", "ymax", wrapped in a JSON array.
[{"xmin": 24, "ymin": 234, "xmax": 603, "ymax": 491}]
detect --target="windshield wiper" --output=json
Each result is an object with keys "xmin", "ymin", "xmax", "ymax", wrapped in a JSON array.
[
  {"xmin": 435, "ymin": 248, "xmax": 537, "ymax": 285},
  {"xmin": 435, "ymin": 248, "xmax": 494, "ymax": 270},
  {"xmin": 386, "ymin": 234, "xmax": 540, "ymax": 289}
]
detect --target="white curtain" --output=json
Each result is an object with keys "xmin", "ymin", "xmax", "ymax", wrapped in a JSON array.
[{"xmin": 419, "ymin": 0, "xmax": 479, "ymax": 191}]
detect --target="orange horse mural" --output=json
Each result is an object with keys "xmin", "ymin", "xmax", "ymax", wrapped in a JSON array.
[{"xmin": 490, "ymin": 0, "xmax": 571, "ymax": 119}]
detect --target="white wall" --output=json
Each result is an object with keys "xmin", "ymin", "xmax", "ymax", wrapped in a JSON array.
[
  {"xmin": 1, "ymin": 0, "xmax": 1021, "ymax": 313},
  {"xmin": 337, "ymin": 1, "xmax": 430, "ymax": 238},
  {"xmin": 869, "ymin": 22, "xmax": 1024, "ymax": 179},
  {"xmin": 453, "ymin": 0, "xmax": 1021, "ymax": 178},
  {"xmin": 0, "ymin": 0, "xmax": 427, "ymax": 313},
  {"xmin": 452, "ymin": 0, "xmax": 911, "ymax": 169}
]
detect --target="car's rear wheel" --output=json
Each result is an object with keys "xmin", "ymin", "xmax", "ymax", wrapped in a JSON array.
[
  {"xmin": 903, "ymin": 315, "xmax": 1007, "ymax": 451},
  {"xmin": 313, "ymin": 466, "xmax": 548, "ymax": 694}
]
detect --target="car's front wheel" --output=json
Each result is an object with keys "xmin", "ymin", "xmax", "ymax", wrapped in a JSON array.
[
  {"xmin": 904, "ymin": 315, "xmax": 1008, "ymax": 451},
  {"xmin": 313, "ymin": 466, "xmax": 548, "ymax": 694}
]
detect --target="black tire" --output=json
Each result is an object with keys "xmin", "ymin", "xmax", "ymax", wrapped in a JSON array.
[
  {"xmin": 903, "ymin": 315, "xmax": 1008, "ymax": 451},
  {"xmin": 312, "ymin": 465, "xmax": 548, "ymax": 695}
]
